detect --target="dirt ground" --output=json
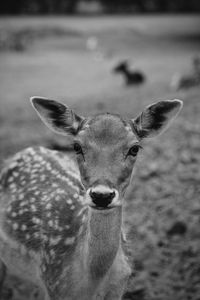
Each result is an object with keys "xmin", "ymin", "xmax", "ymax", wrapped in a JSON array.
[{"xmin": 0, "ymin": 15, "xmax": 200, "ymax": 300}]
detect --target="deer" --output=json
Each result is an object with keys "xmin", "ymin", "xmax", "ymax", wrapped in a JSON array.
[
  {"xmin": 170, "ymin": 56, "xmax": 200, "ymax": 91},
  {"xmin": 0, "ymin": 97, "xmax": 183, "ymax": 300},
  {"xmin": 113, "ymin": 60, "xmax": 145, "ymax": 86}
]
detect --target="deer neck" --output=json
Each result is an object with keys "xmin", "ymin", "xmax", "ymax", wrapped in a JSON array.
[
  {"xmin": 58, "ymin": 207, "xmax": 122, "ymax": 298},
  {"xmin": 85, "ymin": 206, "xmax": 122, "ymax": 280}
]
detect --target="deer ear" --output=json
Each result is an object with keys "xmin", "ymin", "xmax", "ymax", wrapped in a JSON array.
[
  {"xmin": 30, "ymin": 97, "xmax": 84, "ymax": 135},
  {"xmin": 132, "ymin": 99, "xmax": 183, "ymax": 139}
]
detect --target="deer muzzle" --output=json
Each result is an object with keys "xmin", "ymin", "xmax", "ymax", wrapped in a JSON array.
[{"xmin": 87, "ymin": 185, "xmax": 120, "ymax": 210}]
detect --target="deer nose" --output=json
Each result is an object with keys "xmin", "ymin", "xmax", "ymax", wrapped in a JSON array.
[{"xmin": 89, "ymin": 189, "xmax": 116, "ymax": 208}]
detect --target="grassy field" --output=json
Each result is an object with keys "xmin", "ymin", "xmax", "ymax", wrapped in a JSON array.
[{"xmin": 0, "ymin": 15, "xmax": 200, "ymax": 300}]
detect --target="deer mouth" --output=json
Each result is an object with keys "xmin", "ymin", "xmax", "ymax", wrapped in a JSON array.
[
  {"xmin": 90, "ymin": 205, "xmax": 115, "ymax": 210},
  {"xmin": 89, "ymin": 203, "xmax": 121, "ymax": 211}
]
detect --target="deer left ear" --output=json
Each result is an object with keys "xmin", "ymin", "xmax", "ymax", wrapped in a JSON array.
[
  {"xmin": 132, "ymin": 99, "xmax": 183, "ymax": 139},
  {"xmin": 31, "ymin": 97, "xmax": 85, "ymax": 135}
]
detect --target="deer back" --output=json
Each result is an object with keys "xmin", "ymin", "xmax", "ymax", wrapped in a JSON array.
[{"xmin": 0, "ymin": 146, "xmax": 87, "ymax": 289}]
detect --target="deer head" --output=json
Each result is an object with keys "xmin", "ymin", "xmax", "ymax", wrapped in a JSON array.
[
  {"xmin": 113, "ymin": 60, "xmax": 129, "ymax": 73},
  {"xmin": 31, "ymin": 97, "xmax": 182, "ymax": 211}
]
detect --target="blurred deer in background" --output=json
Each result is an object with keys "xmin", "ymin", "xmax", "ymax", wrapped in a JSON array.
[
  {"xmin": 113, "ymin": 60, "xmax": 146, "ymax": 85},
  {"xmin": 0, "ymin": 97, "xmax": 182, "ymax": 300},
  {"xmin": 170, "ymin": 55, "xmax": 200, "ymax": 90}
]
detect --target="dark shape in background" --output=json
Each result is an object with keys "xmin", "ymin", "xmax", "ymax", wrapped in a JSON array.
[
  {"xmin": 113, "ymin": 60, "xmax": 146, "ymax": 86},
  {"xmin": 0, "ymin": 0, "xmax": 200, "ymax": 14}
]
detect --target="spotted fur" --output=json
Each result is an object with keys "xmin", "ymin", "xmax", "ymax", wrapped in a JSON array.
[
  {"xmin": 0, "ymin": 147, "xmax": 88, "ymax": 298},
  {"xmin": 0, "ymin": 98, "xmax": 182, "ymax": 300}
]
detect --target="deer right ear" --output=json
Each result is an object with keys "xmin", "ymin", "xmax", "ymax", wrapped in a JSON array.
[
  {"xmin": 131, "ymin": 99, "xmax": 183, "ymax": 139},
  {"xmin": 30, "ymin": 97, "xmax": 85, "ymax": 135}
]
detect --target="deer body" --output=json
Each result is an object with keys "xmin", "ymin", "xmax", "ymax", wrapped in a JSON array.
[
  {"xmin": 0, "ymin": 147, "xmax": 130, "ymax": 299},
  {"xmin": 170, "ymin": 56, "xmax": 200, "ymax": 91},
  {"xmin": 0, "ymin": 97, "xmax": 182, "ymax": 299}
]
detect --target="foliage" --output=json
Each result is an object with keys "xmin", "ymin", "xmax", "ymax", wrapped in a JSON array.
[{"xmin": 0, "ymin": 0, "xmax": 200, "ymax": 14}]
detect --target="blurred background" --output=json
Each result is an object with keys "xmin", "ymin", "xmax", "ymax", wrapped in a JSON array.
[{"xmin": 0, "ymin": 1, "xmax": 200, "ymax": 299}]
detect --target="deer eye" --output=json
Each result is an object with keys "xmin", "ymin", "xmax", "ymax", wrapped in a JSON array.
[
  {"xmin": 74, "ymin": 143, "xmax": 83, "ymax": 155},
  {"xmin": 127, "ymin": 145, "xmax": 141, "ymax": 157}
]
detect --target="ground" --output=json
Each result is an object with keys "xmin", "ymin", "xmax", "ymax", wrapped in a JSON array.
[{"xmin": 0, "ymin": 15, "xmax": 200, "ymax": 300}]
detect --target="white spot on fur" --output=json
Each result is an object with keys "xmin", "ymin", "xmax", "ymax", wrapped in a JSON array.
[
  {"xmin": 6, "ymin": 206, "xmax": 12, "ymax": 213},
  {"xmin": 13, "ymin": 223, "xmax": 18, "ymax": 230},
  {"xmin": 78, "ymin": 196, "xmax": 84, "ymax": 203},
  {"xmin": 26, "ymin": 233, "xmax": 30, "ymax": 239},
  {"xmin": 42, "ymin": 265, "xmax": 46, "ymax": 272},
  {"xmin": 30, "ymin": 186, "xmax": 37, "ymax": 191},
  {"xmin": 40, "ymin": 147, "xmax": 47, "ymax": 154},
  {"xmin": 8, "ymin": 161, "xmax": 18, "ymax": 169},
  {"xmin": 64, "ymin": 237, "xmax": 75, "ymax": 245},
  {"xmin": 8, "ymin": 177, "xmax": 14, "ymax": 183},
  {"xmin": 21, "ymin": 224, "xmax": 27, "ymax": 231},
  {"xmin": 49, "ymin": 236, "xmax": 62, "ymax": 246},
  {"xmin": 32, "ymin": 217, "xmax": 41, "ymax": 225},
  {"xmin": 36, "ymin": 156, "xmax": 43, "ymax": 162},
  {"xmin": 50, "ymin": 249, "xmax": 55, "ymax": 257},
  {"xmin": 52, "ymin": 183, "xmax": 58, "ymax": 188},
  {"xmin": 46, "ymin": 163, "xmax": 52, "ymax": 171},
  {"xmin": 34, "ymin": 232, "xmax": 40, "ymax": 238},
  {"xmin": 82, "ymin": 214, "xmax": 87, "ymax": 223},
  {"xmin": 46, "ymin": 203, "xmax": 52, "ymax": 209},
  {"xmin": 55, "ymin": 195, "xmax": 60, "ymax": 201},
  {"xmin": 73, "ymin": 193, "xmax": 78, "ymax": 199},
  {"xmin": 47, "ymin": 212, "xmax": 51, "ymax": 218},
  {"xmin": 31, "ymin": 205, "xmax": 37, "ymax": 212},
  {"xmin": 18, "ymin": 194, "xmax": 24, "ymax": 200},
  {"xmin": 13, "ymin": 171, "xmax": 19, "ymax": 177},
  {"xmin": 21, "ymin": 180, "xmax": 26, "ymax": 186},
  {"xmin": 78, "ymin": 225, "xmax": 83, "ymax": 236},
  {"xmin": 48, "ymin": 220, "xmax": 53, "ymax": 227},
  {"xmin": 20, "ymin": 245, "xmax": 27, "ymax": 255},
  {"xmin": 10, "ymin": 183, "xmax": 16, "ymax": 190},
  {"xmin": 31, "ymin": 179, "xmax": 37, "ymax": 185},
  {"xmin": 40, "ymin": 174, "xmax": 46, "ymax": 181}
]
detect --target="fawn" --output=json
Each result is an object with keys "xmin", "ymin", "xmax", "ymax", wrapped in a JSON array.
[
  {"xmin": 113, "ymin": 60, "xmax": 145, "ymax": 85},
  {"xmin": 0, "ymin": 97, "xmax": 182, "ymax": 299},
  {"xmin": 170, "ymin": 56, "xmax": 200, "ymax": 91}
]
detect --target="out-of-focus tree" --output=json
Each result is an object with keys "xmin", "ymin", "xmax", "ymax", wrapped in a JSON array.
[
  {"xmin": 99, "ymin": 0, "xmax": 200, "ymax": 12},
  {"xmin": 0, "ymin": 0, "xmax": 79, "ymax": 14},
  {"xmin": 98, "ymin": 0, "xmax": 146, "ymax": 12},
  {"xmin": 0, "ymin": 0, "xmax": 200, "ymax": 14},
  {"xmin": 0, "ymin": 0, "xmax": 25, "ymax": 14}
]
